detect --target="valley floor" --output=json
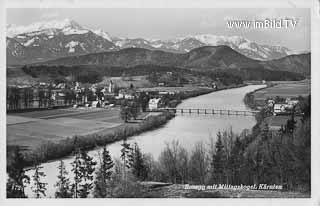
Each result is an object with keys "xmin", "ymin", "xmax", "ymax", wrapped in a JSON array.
[{"xmin": 7, "ymin": 107, "xmax": 123, "ymax": 150}]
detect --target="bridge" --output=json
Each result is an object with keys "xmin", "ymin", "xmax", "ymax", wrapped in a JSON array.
[{"xmin": 149, "ymin": 108, "xmax": 260, "ymax": 116}]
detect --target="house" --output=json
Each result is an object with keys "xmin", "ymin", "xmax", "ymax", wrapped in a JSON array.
[
  {"xmin": 148, "ymin": 98, "xmax": 162, "ymax": 110},
  {"xmin": 91, "ymin": 101, "xmax": 100, "ymax": 108},
  {"xmin": 273, "ymin": 103, "xmax": 290, "ymax": 115},
  {"xmin": 267, "ymin": 99, "xmax": 275, "ymax": 108},
  {"xmin": 211, "ymin": 82, "xmax": 218, "ymax": 89},
  {"xmin": 285, "ymin": 98, "xmax": 299, "ymax": 108},
  {"xmin": 118, "ymin": 89, "xmax": 136, "ymax": 100}
]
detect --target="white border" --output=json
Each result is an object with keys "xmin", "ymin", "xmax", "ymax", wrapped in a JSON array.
[{"xmin": 1, "ymin": 1, "xmax": 319, "ymax": 206}]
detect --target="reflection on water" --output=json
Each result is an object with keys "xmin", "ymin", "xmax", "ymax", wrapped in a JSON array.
[{"xmin": 25, "ymin": 84, "xmax": 265, "ymax": 197}]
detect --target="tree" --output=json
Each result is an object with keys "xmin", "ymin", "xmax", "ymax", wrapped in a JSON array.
[
  {"xmin": 120, "ymin": 140, "xmax": 133, "ymax": 180},
  {"xmin": 71, "ymin": 149, "xmax": 97, "ymax": 198},
  {"xmin": 120, "ymin": 100, "xmax": 141, "ymax": 122},
  {"xmin": 120, "ymin": 100, "xmax": 132, "ymax": 123},
  {"xmin": 129, "ymin": 101, "xmax": 139, "ymax": 120},
  {"xmin": 94, "ymin": 146, "xmax": 114, "ymax": 198},
  {"xmin": 55, "ymin": 160, "xmax": 72, "ymax": 198},
  {"xmin": 210, "ymin": 131, "xmax": 226, "ymax": 184},
  {"xmin": 78, "ymin": 150, "xmax": 97, "ymax": 198},
  {"xmin": 228, "ymin": 136, "xmax": 242, "ymax": 185},
  {"xmin": 132, "ymin": 143, "xmax": 148, "ymax": 181},
  {"xmin": 31, "ymin": 164, "xmax": 47, "ymax": 198},
  {"xmin": 158, "ymin": 140, "xmax": 180, "ymax": 183},
  {"xmin": 7, "ymin": 146, "xmax": 30, "ymax": 198},
  {"xmin": 71, "ymin": 149, "xmax": 81, "ymax": 198},
  {"xmin": 119, "ymin": 140, "xmax": 134, "ymax": 193},
  {"xmin": 177, "ymin": 147, "xmax": 189, "ymax": 184},
  {"xmin": 189, "ymin": 142, "xmax": 207, "ymax": 184}
]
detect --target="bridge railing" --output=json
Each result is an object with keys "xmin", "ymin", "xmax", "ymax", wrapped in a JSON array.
[{"xmin": 148, "ymin": 108, "xmax": 259, "ymax": 116}]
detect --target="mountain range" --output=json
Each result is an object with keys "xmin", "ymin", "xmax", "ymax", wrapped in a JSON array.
[
  {"xmin": 6, "ymin": 19, "xmax": 302, "ymax": 65},
  {"xmin": 34, "ymin": 45, "xmax": 310, "ymax": 76}
]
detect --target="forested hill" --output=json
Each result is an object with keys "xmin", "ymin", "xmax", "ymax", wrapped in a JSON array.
[
  {"xmin": 262, "ymin": 53, "xmax": 311, "ymax": 76},
  {"xmin": 30, "ymin": 46, "xmax": 310, "ymax": 76}
]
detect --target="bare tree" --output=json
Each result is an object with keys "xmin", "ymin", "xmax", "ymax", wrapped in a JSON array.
[{"xmin": 189, "ymin": 141, "xmax": 208, "ymax": 184}]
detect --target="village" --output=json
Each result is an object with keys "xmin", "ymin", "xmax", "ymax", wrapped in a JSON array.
[{"xmin": 7, "ymin": 74, "xmax": 221, "ymax": 116}]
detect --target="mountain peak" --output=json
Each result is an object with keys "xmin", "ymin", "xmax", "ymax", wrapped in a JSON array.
[
  {"xmin": 6, "ymin": 18, "xmax": 86, "ymax": 37},
  {"xmin": 92, "ymin": 28, "xmax": 112, "ymax": 41}
]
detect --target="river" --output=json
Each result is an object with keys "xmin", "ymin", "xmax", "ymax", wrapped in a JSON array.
[{"xmin": 25, "ymin": 84, "xmax": 266, "ymax": 197}]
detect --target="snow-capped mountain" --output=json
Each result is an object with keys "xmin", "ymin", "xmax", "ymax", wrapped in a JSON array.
[
  {"xmin": 6, "ymin": 19, "xmax": 297, "ymax": 65},
  {"xmin": 113, "ymin": 34, "xmax": 294, "ymax": 60},
  {"xmin": 6, "ymin": 19, "xmax": 117, "ymax": 64}
]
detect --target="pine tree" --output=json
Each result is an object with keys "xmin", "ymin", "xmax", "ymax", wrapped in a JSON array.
[
  {"xmin": 211, "ymin": 131, "xmax": 225, "ymax": 184},
  {"xmin": 78, "ymin": 150, "xmax": 97, "ymax": 198},
  {"xmin": 120, "ymin": 139, "xmax": 133, "ymax": 185},
  {"xmin": 7, "ymin": 146, "xmax": 30, "ymax": 198},
  {"xmin": 94, "ymin": 146, "xmax": 114, "ymax": 197},
  {"xmin": 55, "ymin": 160, "xmax": 72, "ymax": 198},
  {"xmin": 31, "ymin": 164, "xmax": 47, "ymax": 198},
  {"xmin": 71, "ymin": 149, "xmax": 82, "ymax": 198},
  {"xmin": 229, "ymin": 136, "xmax": 242, "ymax": 184},
  {"xmin": 132, "ymin": 143, "xmax": 147, "ymax": 180}
]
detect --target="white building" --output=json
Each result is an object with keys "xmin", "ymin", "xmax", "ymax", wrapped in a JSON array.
[
  {"xmin": 148, "ymin": 98, "xmax": 162, "ymax": 110},
  {"xmin": 273, "ymin": 103, "xmax": 289, "ymax": 115}
]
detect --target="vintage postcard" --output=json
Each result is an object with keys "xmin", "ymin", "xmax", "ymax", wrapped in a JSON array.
[{"xmin": 1, "ymin": 0, "xmax": 319, "ymax": 205}]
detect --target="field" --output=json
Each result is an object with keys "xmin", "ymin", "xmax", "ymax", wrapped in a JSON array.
[
  {"xmin": 7, "ymin": 107, "xmax": 122, "ymax": 150},
  {"xmin": 253, "ymin": 80, "xmax": 310, "ymax": 101}
]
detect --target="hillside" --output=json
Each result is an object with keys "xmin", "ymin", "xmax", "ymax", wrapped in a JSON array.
[
  {"xmin": 35, "ymin": 46, "xmax": 310, "ymax": 75},
  {"xmin": 263, "ymin": 53, "xmax": 311, "ymax": 75},
  {"xmin": 34, "ymin": 46, "xmax": 259, "ymax": 69}
]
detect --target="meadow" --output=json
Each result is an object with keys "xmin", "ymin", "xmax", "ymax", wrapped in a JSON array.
[
  {"xmin": 253, "ymin": 80, "xmax": 310, "ymax": 100},
  {"xmin": 7, "ymin": 107, "xmax": 122, "ymax": 150}
]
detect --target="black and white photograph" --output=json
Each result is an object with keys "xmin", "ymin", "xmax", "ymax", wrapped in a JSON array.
[{"xmin": 2, "ymin": 0, "xmax": 318, "ymax": 203}]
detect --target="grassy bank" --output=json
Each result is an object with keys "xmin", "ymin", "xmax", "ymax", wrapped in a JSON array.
[
  {"xmin": 243, "ymin": 86, "xmax": 268, "ymax": 110},
  {"xmin": 243, "ymin": 80, "xmax": 311, "ymax": 110},
  {"xmin": 7, "ymin": 111, "xmax": 174, "ymax": 167}
]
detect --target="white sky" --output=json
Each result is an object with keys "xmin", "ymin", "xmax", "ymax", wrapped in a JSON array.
[{"xmin": 7, "ymin": 8, "xmax": 310, "ymax": 51}]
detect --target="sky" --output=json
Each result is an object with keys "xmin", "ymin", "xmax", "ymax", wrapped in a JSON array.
[{"xmin": 6, "ymin": 8, "xmax": 310, "ymax": 51}]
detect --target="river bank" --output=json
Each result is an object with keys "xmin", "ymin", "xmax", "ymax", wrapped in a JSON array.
[
  {"xmin": 243, "ymin": 80, "xmax": 311, "ymax": 110},
  {"xmin": 8, "ymin": 84, "xmax": 247, "ymax": 168}
]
